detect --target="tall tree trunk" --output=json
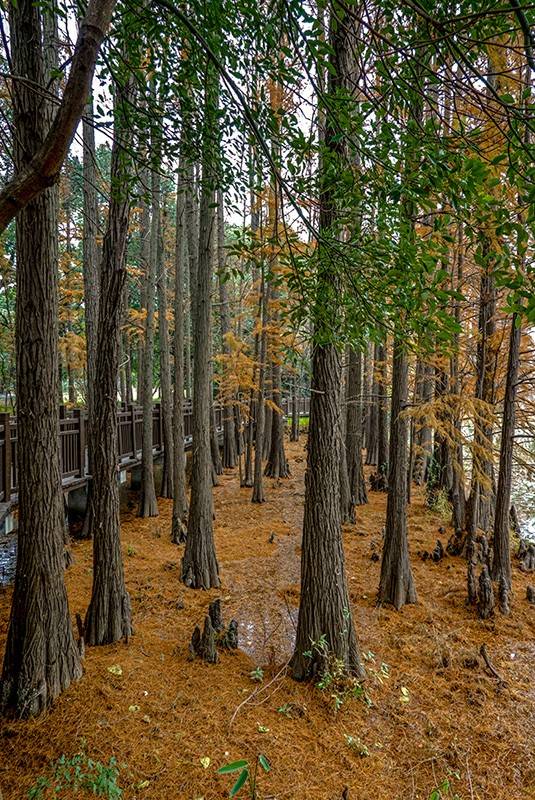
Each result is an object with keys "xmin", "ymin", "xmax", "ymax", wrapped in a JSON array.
[
  {"xmin": 158, "ymin": 205, "xmax": 174, "ymax": 499},
  {"xmin": 346, "ymin": 347, "xmax": 368, "ymax": 505},
  {"xmin": 291, "ymin": 3, "xmax": 364, "ymax": 681},
  {"xmin": 291, "ymin": 345, "xmax": 363, "ymax": 680},
  {"xmin": 118, "ymin": 337, "xmax": 127, "ymax": 404},
  {"xmin": 1, "ymin": 0, "xmax": 82, "ymax": 716},
  {"xmin": 378, "ymin": 337, "xmax": 417, "ymax": 609},
  {"xmin": 365, "ymin": 343, "xmax": 379, "ymax": 465},
  {"xmin": 339, "ymin": 413, "xmax": 355, "ymax": 524},
  {"xmin": 210, "ymin": 392, "xmax": 223, "ymax": 478},
  {"xmin": 491, "ymin": 313, "xmax": 521, "ymax": 592},
  {"xmin": 171, "ymin": 164, "xmax": 188, "ymax": 544},
  {"xmin": 450, "ymin": 224, "xmax": 466, "ymax": 531},
  {"xmin": 412, "ymin": 358, "xmax": 433, "ymax": 485},
  {"xmin": 184, "ymin": 271, "xmax": 192, "ymax": 400},
  {"xmin": 181, "ymin": 58, "xmax": 220, "ymax": 589},
  {"xmin": 138, "ymin": 161, "xmax": 159, "ymax": 517},
  {"xmin": 376, "ymin": 337, "xmax": 389, "ymax": 476},
  {"xmin": 290, "ymin": 372, "xmax": 300, "ymax": 442},
  {"xmin": 466, "ymin": 257, "xmax": 497, "ymax": 535},
  {"xmin": 265, "ymin": 357, "xmax": 290, "ymax": 478},
  {"xmin": 217, "ymin": 189, "xmax": 237, "ymax": 468},
  {"xmin": 432, "ymin": 360, "xmax": 452, "ymax": 491},
  {"xmin": 84, "ymin": 72, "xmax": 133, "ymax": 647},
  {"xmin": 124, "ymin": 333, "xmax": 133, "ymax": 405},
  {"xmin": 263, "ymin": 379, "xmax": 273, "ymax": 459},
  {"xmin": 252, "ymin": 276, "xmax": 269, "ymax": 503}
]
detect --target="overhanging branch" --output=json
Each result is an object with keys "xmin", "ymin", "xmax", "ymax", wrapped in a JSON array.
[{"xmin": 0, "ymin": 0, "xmax": 116, "ymax": 233}]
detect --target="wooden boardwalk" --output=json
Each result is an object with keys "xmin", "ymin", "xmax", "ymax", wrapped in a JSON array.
[{"xmin": 0, "ymin": 397, "xmax": 310, "ymax": 524}]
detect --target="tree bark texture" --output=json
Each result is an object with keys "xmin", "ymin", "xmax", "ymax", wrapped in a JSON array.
[
  {"xmin": 378, "ymin": 337, "xmax": 417, "ymax": 609},
  {"xmin": 346, "ymin": 348, "xmax": 367, "ymax": 506},
  {"xmin": 217, "ymin": 189, "xmax": 237, "ymax": 468},
  {"xmin": 158, "ymin": 206, "xmax": 174, "ymax": 499},
  {"xmin": 171, "ymin": 165, "xmax": 188, "ymax": 544},
  {"xmin": 491, "ymin": 313, "xmax": 521, "ymax": 591},
  {"xmin": 290, "ymin": 4, "xmax": 364, "ymax": 681},
  {"xmin": 181, "ymin": 58, "xmax": 220, "ymax": 589},
  {"xmin": 138, "ymin": 162, "xmax": 159, "ymax": 518},
  {"xmin": 1, "ymin": 0, "xmax": 82, "ymax": 716},
  {"xmin": 84, "ymin": 73, "xmax": 133, "ymax": 647}
]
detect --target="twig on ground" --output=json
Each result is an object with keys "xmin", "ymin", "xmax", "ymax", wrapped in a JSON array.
[
  {"xmin": 479, "ymin": 644, "xmax": 507, "ymax": 687},
  {"xmin": 228, "ymin": 661, "xmax": 289, "ymax": 731}
]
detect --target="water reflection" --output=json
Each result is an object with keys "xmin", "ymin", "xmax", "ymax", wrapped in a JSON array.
[{"xmin": 0, "ymin": 532, "xmax": 17, "ymax": 586}]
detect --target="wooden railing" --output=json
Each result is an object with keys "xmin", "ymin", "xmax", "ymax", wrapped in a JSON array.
[{"xmin": 0, "ymin": 396, "xmax": 310, "ymax": 504}]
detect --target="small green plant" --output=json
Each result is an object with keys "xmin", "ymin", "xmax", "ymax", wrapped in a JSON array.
[
  {"xmin": 428, "ymin": 488, "xmax": 452, "ymax": 520},
  {"xmin": 217, "ymin": 754, "xmax": 270, "ymax": 799},
  {"xmin": 304, "ymin": 634, "xmax": 371, "ymax": 712},
  {"xmin": 28, "ymin": 752, "xmax": 123, "ymax": 799},
  {"xmin": 344, "ymin": 734, "xmax": 369, "ymax": 757},
  {"xmin": 126, "ymin": 544, "xmax": 136, "ymax": 557},
  {"xmin": 277, "ymin": 702, "xmax": 292, "ymax": 717},
  {"xmin": 428, "ymin": 778, "xmax": 462, "ymax": 800},
  {"xmin": 249, "ymin": 666, "xmax": 264, "ymax": 682}
]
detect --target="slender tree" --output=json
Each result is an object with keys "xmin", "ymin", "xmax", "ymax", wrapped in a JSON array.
[
  {"xmin": 158, "ymin": 204, "xmax": 174, "ymax": 498},
  {"xmin": 1, "ymin": 0, "xmax": 82, "ymax": 716},
  {"xmin": 138, "ymin": 156, "xmax": 159, "ymax": 517},
  {"xmin": 346, "ymin": 348, "xmax": 367, "ymax": 505},
  {"xmin": 491, "ymin": 313, "xmax": 521, "ymax": 593},
  {"xmin": 378, "ymin": 337, "xmax": 417, "ymax": 609},
  {"xmin": 84, "ymin": 68, "xmax": 133, "ymax": 647},
  {"xmin": 181, "ymin": 44, "xmax": 220, "ymax": 589},
  {"xmin": 171, "ymin": 164, "xmax": 188, "ymax": 544},
  {"xmin": 217, "ymin": 190, "xmax": 238, "ymax": 469},
  {"xmin": 291, "ymin": 1, "xmax": 364, "ymax": 681}
]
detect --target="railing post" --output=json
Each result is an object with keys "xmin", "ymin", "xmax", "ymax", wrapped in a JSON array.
[
  {"xmin": 128, "ymin": 403, "xmax": 137, "ymax": 458},
  {"xmin": 74, "ymin": 409, "xmax": 85, "ymax": 478},
  {"xmin": 1, "ymin": 412, "xmax": 11, "ymax": 503}
]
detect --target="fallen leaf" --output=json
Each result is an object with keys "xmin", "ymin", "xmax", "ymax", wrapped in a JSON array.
[{"xmin": 107, "ymin": 664, "xmax": 123, "ymax": 676}]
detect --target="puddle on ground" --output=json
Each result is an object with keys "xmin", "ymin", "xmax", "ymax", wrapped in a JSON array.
[
  {"xmin": 227, "ymin": 531, "xmax": 301, "ymax": 666},
  {"xmin": 0, "ymin": 533, "xmax": 17, "ymax": 586}
]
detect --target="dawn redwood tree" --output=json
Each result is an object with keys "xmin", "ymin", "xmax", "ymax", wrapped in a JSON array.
[
  {"xmin": 217, "ymin": 190, "xmax": 238, "ymax": 469},
  {"xmin": 365, "ymin": 343, "xmax": 379, "ymax": 466},
  {"xmin": 264, "ymin": 353, "xmax": 290, "ymax": 477},
  {"xmin": 1, "ymin": 0, "xmax": 82, "ymax": 716},
  {"xmin": 340, "ymin": 381, "xmax": 355, "ymax": 524},
  {"xmin": 158, "ymin": 204, "xmax": 174, "ymax": 499},
  {"xmin": 181, "ymin": 48, "xmax": 220, "ymax": 589},
  {"xmin": 290, "ymin": 372, "xmax": 300, "ymax": 442},
  {"xmin": 346, "ymin": 347, "xmax": 367, "ymax": 505},
  {"xmin": 290, "ymin": 1, "xmax": 365, "ymax": 682},
  {"xmin": 378, "ymin": 336, "xmax": 417, "ymax": 609},
  {"xmin": 491, "ymin": 312, "xmax": 521, "ymax": 593},
  {"xmin": 138, "ymin": 156, "xmax": 159, "ymax": 518},
  {"xmin": 252, "ymin": 272, "xmax": 269, "ymax": 504},
  {"xmin": 377, "ymin": 49, "xmax": 423, "ymax": 610},
  {"xmin": 412, "ymin": 356, "xmax": 433, "ymax": 485},
  {"xmin": 80, "ymin": 97, "xmax": 99, "ymax": 539},
  {"xmin": 376, "ymin": 338, "xmax": 389, "ymax": 475},
  {"xmin": 171, "ymin": 162, "xmax": 189, "ymax": 544},
  {"xmin": 84, "ymin": 70, "xmax": 133, "ymax": 646}
]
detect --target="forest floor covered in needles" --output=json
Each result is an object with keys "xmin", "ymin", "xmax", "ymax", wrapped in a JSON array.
[{"xmin": 0, "ymin": 439, "xmax": 534, "ymax": 800}]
